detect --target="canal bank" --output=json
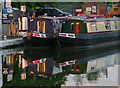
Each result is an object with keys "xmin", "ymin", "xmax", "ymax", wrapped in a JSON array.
[
  {"xmin": 0, "ymin": 37, "xmax": 23, "ymax": 48},
  {"xmin": 1, "ymin": 18, "xmax": 23, "ymax": 48}
]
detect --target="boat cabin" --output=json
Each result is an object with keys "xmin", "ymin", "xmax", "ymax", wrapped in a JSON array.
[
  {"xmin": 28, "ymin": 17, "xmax": 69, "ymax": 33},
  {"xmin": 61, "ymin": 17, "xmax": 120, "ymax": 34}
]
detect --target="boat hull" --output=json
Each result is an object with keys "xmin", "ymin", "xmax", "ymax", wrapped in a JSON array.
[
  {"xmin": 23, "ymin": 33, "xmax": 57, "ymax": 47},
  {"xmin": 58, "ymin": 31, "xmax": 120, "ymax": 47},
  {"xmin": 24, "ymin": 37, "xmax": 57, "ymax": 47}
]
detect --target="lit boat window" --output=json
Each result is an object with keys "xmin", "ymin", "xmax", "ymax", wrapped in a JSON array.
[
  {"xmin": 37, "ymin": 21, "xmax": 41, "ymax": 32},
  {"xmin": 105, "ymin": 22, "xmax": 111, "ymax": 30},
  {"xmin": 114, "ymin": 22, "xmax": 117, "ymax": 30},
  {"xmin": 90, "ymin": 23, "xmax": 97, "ymax": 32},
  {"xmin": 71, "ymin": 22, "xmax": 75, "ymax": 33}
]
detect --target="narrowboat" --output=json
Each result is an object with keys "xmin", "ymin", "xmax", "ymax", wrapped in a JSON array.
[
  {"xmin": 58, "ymin": 17, "xmax": 120, "ymax": 47},
  {"xmin": 23, "ymin": 17, "xmax": 69, "ymax": 47}
]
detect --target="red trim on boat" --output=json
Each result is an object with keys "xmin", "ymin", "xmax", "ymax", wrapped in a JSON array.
[
  {"xmin": 34, "ymin": 34, "xmax": 40, "ymax": 37},
  {"xmin": 85, "ymin": 19, "xmax": 120, "ymax": 23},
  {"xmin": 59, "ymin": 33, "xmax": 67, "ymax": 37},
  {"xmin": 86, "ymin": 21, "xmax": 97, "ymax": 22},
  {"xmin": 87, "ymin": 30, "xmax": 120, "ymax": 34}
]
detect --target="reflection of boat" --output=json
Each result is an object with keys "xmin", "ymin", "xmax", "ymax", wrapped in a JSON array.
[
  {"xmin": 1, "ymin": 44, "xmax": 119, "ymax": 87},
  {"xmin": 56, "ymin": 42, "xmax": 119, "ymax": 62},
  {"xmin": 23, "ymin": 41, "xmax": 119, "ymax": 63},
  {"xmin": 58, "ymin": 17, "xmax": 120, "ymax": 47},
  {"xmin": 23, "ymin": 41, "xmax": 119, "ymax": 76},
  {"xmin": 61, "ymin": 49, "xmax": 119, "ymax": 86},
  {"xmin": 23, "ymin": 47, "xmax": 56, "ymax": 60}
]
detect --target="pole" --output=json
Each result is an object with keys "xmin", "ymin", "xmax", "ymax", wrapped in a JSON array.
[
  {"xmin": 10, "ymin": 13, "xmax": 14, "ymax": 36},
  {"xmin": 10, "ymin": 20, "xmax": 14, "ymax": 36},
  {"xmin": 3, "ymin": 0, "xmax": 4, "ymax": 9},
  {"xmin": 7, "ymin": 19, "xmax": 9, "ymax": 36}
]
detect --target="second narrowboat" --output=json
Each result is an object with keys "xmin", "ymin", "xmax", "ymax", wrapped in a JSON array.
[{"xmin": 58, "ymin": 17, "xmax": 120, "ymax": 47}]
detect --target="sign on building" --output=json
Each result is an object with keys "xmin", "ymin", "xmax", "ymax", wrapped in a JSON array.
[
  {"xmin": 2, "ymin": 14, "xmax": 8, "ymax": 19},
  {"xmin": 92, "ymin": 6, "xmax": 96, "ymax": 13},
  {"xmin": 7, "ymin": 8, "xmax": 12, "ymax": 13},
  {"xmin": 6, "ymin": 0, "xmax": 11, "ymax": 8},
  {"xmin": 86, "ymin": 7, "xmax": 91, "ymax": 12},
  {"xmin": 21, "ymin": 6, "xmax": 26, "ymax": 12},
  {"xmin": 75, "ymin": 9, "xmax": 82, "ymax": 12}
]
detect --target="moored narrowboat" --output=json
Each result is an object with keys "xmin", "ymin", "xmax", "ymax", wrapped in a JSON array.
[
  {"xmin": 23, "ymin": 17, "xmax": 69, "ymax": 47},
  {"xmin": 58, "ymin": 17, "xmax": 120, "ymax": 47}
]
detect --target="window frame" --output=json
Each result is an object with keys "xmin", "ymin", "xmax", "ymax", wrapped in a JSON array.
[{"xmin": 90, "ymin": 22, "xmax": 97, "ymax": 32}]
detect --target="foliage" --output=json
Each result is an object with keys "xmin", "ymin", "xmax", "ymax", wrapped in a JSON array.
[
  {"xmin": 2, "ymin": 55, "xmax": 67, "ymax": 87},
  {"xmin": 11, "ymin": 2, "xmax": 57, "ymax": 10},
  {"xmin": 87, "ymin": 71, "xmax": 99, "ymax": 81},
  {"xmin": 11, "ymin": 2, "xmax": 84, "ymax": 10}
]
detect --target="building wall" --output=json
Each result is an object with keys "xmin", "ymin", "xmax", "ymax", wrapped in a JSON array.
[
  {"xmin": 82, "ymin": 2, "xmax": 106, "ymax": 15},
  {"xmin": 54, "ymin": 2, "xmax": 106, "ymax": 16}
]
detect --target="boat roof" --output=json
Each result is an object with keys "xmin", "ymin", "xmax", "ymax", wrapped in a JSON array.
[
  {"xmin": 71, "ymin": 17, "xmax": 120, "ymax": 22},
  {"xmin": 31, "ymin": 16, "xmax": 120, "ymax": 22}
]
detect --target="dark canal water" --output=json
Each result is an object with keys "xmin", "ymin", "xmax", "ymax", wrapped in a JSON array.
[{"xmin": 0, "ymin": 42, "xmax": 119, "ymax": 87}]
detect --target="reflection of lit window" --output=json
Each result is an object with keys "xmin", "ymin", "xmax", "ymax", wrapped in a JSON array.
[
  {"xmin": 3, "ymin": 68, "xmax": 8, "ymax": 74},
  {"xmin": 71, "ymin": 22, "xmax": 74, "ymax": 33},
  {"xmin": 105, "ymin": 22, "xmax": 111, "ymax": 30},
  {"xmin": 90, "ymin": 23, "xmax": 97, "ymax": 31},
  {"xmin": 114, "ymin": 22, "xmax": 117, "ymax": 29},
  {"xmin": 7, "ymin": 74, "xmax": 13, "ymax": 82},
  {"xmin": 21, "ymin": 72, "xmax": 26, "ymax": 80},
  {"xmin": 42, "ymin": 62, "xmax": 45, "ymax": 72}
]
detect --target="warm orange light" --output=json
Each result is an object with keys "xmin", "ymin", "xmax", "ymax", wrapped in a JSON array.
[
  {"xmin": 76, "ymin": 22, "xmax": 79, "ymax": 33},
  {"xmin": 71, "ymin": 22, "xmax": 74, "ymax": 25},
  {"xmin": 37, "ymin": 63, "xmax": 40, "ymax": 72},
  {"xmin": 91, "ymin": 66, "xmax": 96, "ymax": 70},
  {"xmin": 11, "ymin": 53, "xmax": 14, "ymax": 64},
  {"xmin": 71, "ymin": 69, "xmax": 74, "ymax": 71},
  {"xmin": 76, "ymin": 69, "xmax": 79, "ymax": 72}
]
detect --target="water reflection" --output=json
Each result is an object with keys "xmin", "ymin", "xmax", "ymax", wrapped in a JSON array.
[{"xmin": 0, "ymin": 44, "xmax": 119, "ymax": 87}]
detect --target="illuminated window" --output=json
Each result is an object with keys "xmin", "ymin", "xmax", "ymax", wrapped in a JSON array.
[
  {"xmin": 42, "ymin": 21, "xmax": 45, "ymax": 33},
  {"xmin": 90, "ymin": 23, "xmax": 97, "ymax": 31},
  {"xmin": 76, "ymin": 22, "xmax": 79, "ymax": 33},
  {"xmin": 105, "ymin": 22, "xmax": 111, "ymax": 30},
  {"xmin": 114, "ymin": 22, "xmax": 117, "ymax": 30},
  {"xmin": 71, "ymin": 22, "xmax": 75, "ymax": 33},
  {"xmin": 37, "ymin": 21, "xmax": 45, "ymax": 33},
  {"xmin": 37, "ymin": 21, "xmax": 41, "ymax": 32}
]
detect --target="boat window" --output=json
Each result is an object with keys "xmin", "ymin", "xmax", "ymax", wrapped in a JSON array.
[
  {"xmin": 105, "ymin": 22, "xmax": 111, "ymax": 30},
  {"xmin": 42, "ymin": 62, "xmax": 45, "ymax": 72},
  {"xmin": 90, "ymin": 23, "xmax": 97, "ymax": 32},
  {"xmin": 42, "ymin": 21, "xmax": 45, "ymax": 33},
  {"xmin": 76, "ymin": 22, "xmax": 79, "ymax": 33},
  {"xmin": 114, "ymin": 22, "xmax": 117, "ymax": 30},
  {"xmin": 71, "ymin": 22, "xmax": 75, "ymax": 33},
  {"xmin": 37, "ymin": 21, "xmax": 41, "ymax": 32}
]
